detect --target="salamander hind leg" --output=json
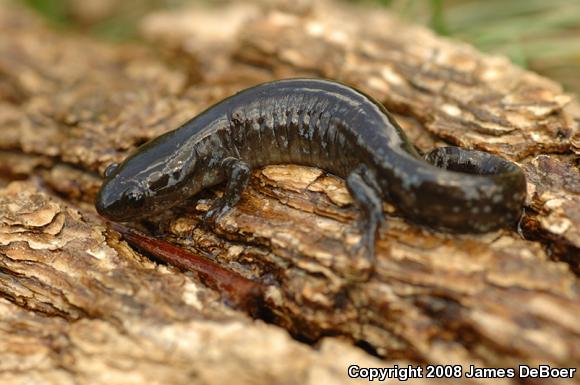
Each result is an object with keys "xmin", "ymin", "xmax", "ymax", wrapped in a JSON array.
[
  {"xmin": 204, "ymin": 157, "xmax": 251, "ymax": 226},
  {"xmin": 346, "ymin": 165, "xmax": 385, "ymax": 280}
]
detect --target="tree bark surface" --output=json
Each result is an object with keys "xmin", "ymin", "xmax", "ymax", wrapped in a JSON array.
[{"xmin": 0, "ymin": 1, "xmax": 578, "ymax": 384}]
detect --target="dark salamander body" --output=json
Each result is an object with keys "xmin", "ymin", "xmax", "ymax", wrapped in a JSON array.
[{"xmin": 96, "ymin": 79, "xmax": 526, "ymax": 260}]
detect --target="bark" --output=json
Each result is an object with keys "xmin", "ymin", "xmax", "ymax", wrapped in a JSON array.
[{"xmin": 0, "ymin": 1, "xmax": 578, "ymax": 384}]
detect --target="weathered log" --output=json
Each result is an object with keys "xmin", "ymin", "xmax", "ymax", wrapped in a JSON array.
[{"xmin": 0, "ymin": 1, "xmax": 578, "ymax": 384}]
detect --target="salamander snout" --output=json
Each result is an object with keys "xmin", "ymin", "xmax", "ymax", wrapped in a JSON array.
[{"xmin": 96, "ymin": 177, "xmax": 148, "ymax": 222}]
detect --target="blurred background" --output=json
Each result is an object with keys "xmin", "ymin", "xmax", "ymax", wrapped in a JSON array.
[{"xmin": 20, "ymin": 0, "xmax": 580, "ymax": 95}]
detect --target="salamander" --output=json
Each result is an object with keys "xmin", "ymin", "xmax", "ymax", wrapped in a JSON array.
[{"xmin": 96, "ymin": 78, "xmax": 527, "ymax": 261}]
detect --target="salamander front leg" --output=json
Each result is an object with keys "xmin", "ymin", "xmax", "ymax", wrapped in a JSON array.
[
  {"xmin": 204, "ymin": 157, "xmax": 251, "ymax": 226},
  {"xmin": 346, "ymin": 165, "xmax": 384, "ymax": 277}
]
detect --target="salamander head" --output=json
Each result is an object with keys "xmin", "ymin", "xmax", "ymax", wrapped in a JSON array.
[
  {"xmin": 96, "ymin": 136, "xmax": 198, "ymax": 222},
  {"xmin": 96, "ymin": 161, "xmax": 156, "ymax": 222}
]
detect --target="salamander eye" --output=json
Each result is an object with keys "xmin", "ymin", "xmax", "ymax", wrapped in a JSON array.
[
  {"xmin": 124, "ymin": 188, "xmax": 145, "ymax": 208},
  {"xmin": 148, "ymin": 173, "xmax": 170, "ymax": 192},
  {"xmin": 104, "ymin": 163, "xmax": 119, "ymax": 178}
]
